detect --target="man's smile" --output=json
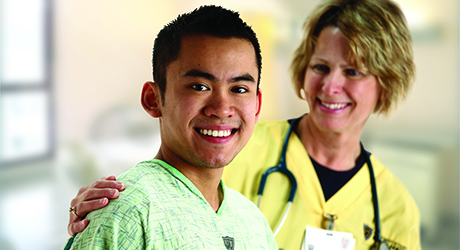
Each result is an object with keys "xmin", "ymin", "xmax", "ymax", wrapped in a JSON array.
[{"xmin": 196, "ymin": 128, "xmax": 238, "ymax": 138}]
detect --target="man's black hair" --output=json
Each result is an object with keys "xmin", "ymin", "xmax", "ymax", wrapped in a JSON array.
[{"xmin": 152, "ymin": 5, "xmax": 262, "ymax": 101}]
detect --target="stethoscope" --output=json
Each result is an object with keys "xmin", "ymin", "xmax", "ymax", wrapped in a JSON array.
[{"xmin": 257, "ymin": 118, "xmax": 389, "ymax": 250}]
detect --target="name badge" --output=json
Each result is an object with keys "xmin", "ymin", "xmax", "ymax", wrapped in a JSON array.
[{"xmin": 301, "ymin": 226, "xmax": 356, "ymax": 250}]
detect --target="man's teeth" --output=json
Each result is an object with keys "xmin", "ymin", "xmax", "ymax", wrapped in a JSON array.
[
  {"xmin": 322, "ymin": 102, "xmax": 347, "ymax": 109},
  {"xmin": 199, "ymin": 129, "xmax": 232, "ymax": 137}
]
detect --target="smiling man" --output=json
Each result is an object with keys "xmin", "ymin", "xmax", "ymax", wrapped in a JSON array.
[{"xmin": 66, "ymin": 5, "xmax": 277, "ymax": 250}]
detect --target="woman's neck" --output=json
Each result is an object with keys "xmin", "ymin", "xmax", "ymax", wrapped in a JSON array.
[{"xmin": 297, "ymin": 114, "xmax": 362, "ymax": 171}]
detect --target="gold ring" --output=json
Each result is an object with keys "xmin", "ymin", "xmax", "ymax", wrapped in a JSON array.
[{"xmin": 69, "ymin": 206, "xmax": 79, "ymax": 217}]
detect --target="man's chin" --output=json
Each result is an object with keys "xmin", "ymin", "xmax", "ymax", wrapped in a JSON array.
[
  {"xmin": 199, "ymin": 158, "xmax": 231, "ymax": 169},
  {"xmin": 190, "ymin": 147, "xmax": 241, "ymax": 169},
  {"xmin": 197, "ymin": 154, "xmax": 238, "ymax": 169}
]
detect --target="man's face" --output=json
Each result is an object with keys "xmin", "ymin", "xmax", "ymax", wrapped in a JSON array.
[{"xmin": 155, "ymin": 34, "xmax": 261, "ymax": 169}]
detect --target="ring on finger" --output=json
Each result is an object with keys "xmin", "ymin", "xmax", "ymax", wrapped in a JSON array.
[{"xmin": 69, "ymin": 206, "xmax": 79, "ymax": 217}]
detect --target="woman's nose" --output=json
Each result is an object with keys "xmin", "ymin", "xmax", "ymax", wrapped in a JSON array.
[{"xmin": 322, "ymin": 71, "xmax": 345, "ymax": 95}]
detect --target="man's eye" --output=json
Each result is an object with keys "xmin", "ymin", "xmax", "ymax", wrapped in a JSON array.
[
  {"xmin": 191, "ymin": 84, "xmax": 209, "ymax": 91},
  {"xmin": 231, "ymin": 87, "xmax": 248, "ymax": 93}
]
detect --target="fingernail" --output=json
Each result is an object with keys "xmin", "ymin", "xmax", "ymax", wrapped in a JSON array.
[
  {"xmin": 100, "ymin": 198, "xmax": 107, "ymax": 204},
  {"xmin": 109, "ymin": 190, "xmax": 116, "ymax": 196},
  {"xmin": 116, "ymin": 183, "xmax": 123, "ymax": 189}
]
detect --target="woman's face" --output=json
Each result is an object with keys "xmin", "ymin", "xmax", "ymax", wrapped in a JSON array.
[{"xmin": 303, "ymin": 26, "xmax": 382, "ymax": 134}]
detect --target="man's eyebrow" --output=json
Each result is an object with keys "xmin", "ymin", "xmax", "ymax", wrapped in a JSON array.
[
  {"xmin": 232, "ymin": 73, "xmax": 255, "ymax": 83},
  {"xmin": 184, "ymin": 70, "xmax": 256, "ymax": 83},
  {"xmin": 184, "ymin": 69, "xmax": 216, "ymax": 81}
]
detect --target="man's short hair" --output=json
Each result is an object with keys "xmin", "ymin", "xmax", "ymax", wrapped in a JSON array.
[{"xmin": 153, "ymin": 5, "xmax": 262, "ymax": 102}]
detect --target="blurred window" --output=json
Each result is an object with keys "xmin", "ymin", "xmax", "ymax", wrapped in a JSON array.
[{"xmin": 0, "ymin": 0, "xmax": 53, "ymax": 165}]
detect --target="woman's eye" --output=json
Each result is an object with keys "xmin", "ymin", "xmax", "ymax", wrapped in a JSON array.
[
  {"xmin": 312, "ymin": 64, "xmax": 329, "ymax": 73},
  {"xmin": 231, "ymin": 87, "xmax": 248, "ymax": 94},
  {"xmin": 191, "ymin": 84, "xmax": 209, "ymax": 91},
  {"xmin": 345, "ymin": 69, "xmax": 360, "ymax": 76}
]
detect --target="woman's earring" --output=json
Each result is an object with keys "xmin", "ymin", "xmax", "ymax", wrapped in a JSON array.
[{"xmin": 300, "ymin": 89, "xmax": 306, "ymax": 100}]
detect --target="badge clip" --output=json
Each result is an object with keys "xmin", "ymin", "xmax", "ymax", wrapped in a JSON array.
[{"xmin": 323, "ymin": 214, "xmax": 338, "ymax": 231}]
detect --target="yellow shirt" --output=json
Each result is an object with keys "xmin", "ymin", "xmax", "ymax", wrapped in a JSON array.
[{"xmin": 223, "ymin": 120, "xmax": 421, "ymax": 250}]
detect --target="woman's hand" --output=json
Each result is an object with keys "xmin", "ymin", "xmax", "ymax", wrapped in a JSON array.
[{"xmin": 67, "ymin": 175, "xmax": 125, "ymax": 236}]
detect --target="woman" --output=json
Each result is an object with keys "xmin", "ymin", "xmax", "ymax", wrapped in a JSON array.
[{"xmin": 67, "ymin": 0, "xmax": 420, "ymax": 249}]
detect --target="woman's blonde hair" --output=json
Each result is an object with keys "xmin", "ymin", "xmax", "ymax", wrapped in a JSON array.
[{"xmin": 290, "ymin": 0, "xmax": 415, "ymax": 115}]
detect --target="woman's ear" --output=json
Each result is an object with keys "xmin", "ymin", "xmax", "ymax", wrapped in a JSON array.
[{"xmin": 141, "ymin": 81, "xmax": 162, "ymax": 118}]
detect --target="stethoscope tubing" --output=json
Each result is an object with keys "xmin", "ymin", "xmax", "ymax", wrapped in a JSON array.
[
  {"xmin": 257, "ymin": 121, "xmax": 298, "ymax": 202},
  {"xmin": 362, "ymin": 142, "xmax": 383, "ymax": 245},
  {"xmin": 257, "ymin": 120, "xmax": 298, "ymax": 237}
]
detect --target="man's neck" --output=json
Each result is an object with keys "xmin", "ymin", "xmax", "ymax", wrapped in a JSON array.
[
  {"xmin": 154, "ymin": 149, "xmax": 225, "ymax": 212},
  {"xmin": 177, "ymin": 165, "xmax": 224, "ymax": 212}
]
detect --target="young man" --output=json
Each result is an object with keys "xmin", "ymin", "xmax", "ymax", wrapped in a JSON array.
[{"xmin": 66, "ymin": 5, "xmax": 277, "ymax": 249}]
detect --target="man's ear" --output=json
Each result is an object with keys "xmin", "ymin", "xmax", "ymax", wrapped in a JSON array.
[
  {"xmin": 255, "ymin": 89, "xmax": 262, "ymax": 123},
  {"xmin": 141, "ymin": 81, "xmax": 162, "ymax": 118}
]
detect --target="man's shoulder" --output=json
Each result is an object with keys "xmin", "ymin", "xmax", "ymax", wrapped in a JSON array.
[
  {"xmin": 84, "ymin": 160, "xmax": 173, "ymax": 219},
  {"xmin": 70, "ymin": 190, "xmax": 147, "ymax": 249},
  {"xmin": 116, "ymin": 159, "xmax": 175, "ymax": 188},
  {"xmin": 118, "ymin": 159, "xmax": 161, "ymax": 179},
  {"xmin": 225, "ymin": 186, "xmax": 253, "ymax": 202},
  {"xmin": 70, "ymin": 160, "xmax": 182, "ymax": 249},
  {"xmin": 224, "ymin": 185, "xmax": 262, "ymax": 213}
]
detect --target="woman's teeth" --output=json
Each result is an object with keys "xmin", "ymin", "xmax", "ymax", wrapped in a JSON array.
[
  {"xmin": 199, "ymin": 129, "xmax": 232, "ymax": 137},
  {"xmin": 322, "ymin": 102, "xmax": 347, "ymax": 109}
]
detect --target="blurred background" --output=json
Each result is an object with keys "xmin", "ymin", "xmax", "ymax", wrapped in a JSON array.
[{"xmin": 0, "ymin": 0, "xmax": 458, "ymax": 249}]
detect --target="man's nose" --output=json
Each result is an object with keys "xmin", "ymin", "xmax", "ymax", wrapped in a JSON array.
[{"xmin": 203, "ymin": 91, "xmax": 235, "ymax": 118}]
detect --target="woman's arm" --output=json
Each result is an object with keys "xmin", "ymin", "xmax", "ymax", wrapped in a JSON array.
[{"xmin": 67, "ymin": 175, "xmax": 125, "ymax": 236}]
